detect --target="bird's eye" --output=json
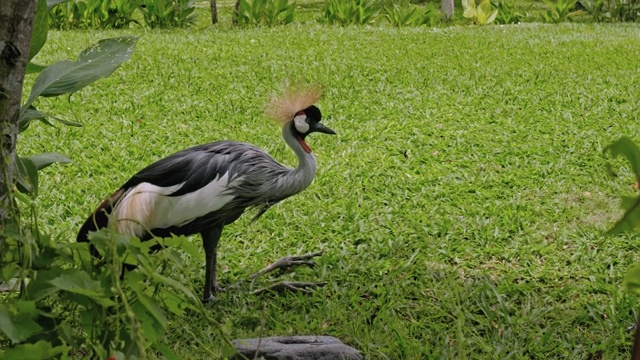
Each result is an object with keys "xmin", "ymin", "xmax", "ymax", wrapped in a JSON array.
[{"xmin": 305, "ymin": 118, "xmax": 311, "ymax": 124}]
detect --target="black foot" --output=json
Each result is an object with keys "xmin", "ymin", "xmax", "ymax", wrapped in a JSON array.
[{"xmin": 201, "ymin": 285, "xmax": 225, "ymax": 304}]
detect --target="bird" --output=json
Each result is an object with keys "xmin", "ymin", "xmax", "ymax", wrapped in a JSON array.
[{"xmin": 76, "ymin": 85, "xmax": 335, "ymax": 302}]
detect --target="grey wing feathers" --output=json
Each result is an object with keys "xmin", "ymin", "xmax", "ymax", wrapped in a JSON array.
[{"xmin": 120, "ymin": 141, "xmax": 279, "ymax": 196}]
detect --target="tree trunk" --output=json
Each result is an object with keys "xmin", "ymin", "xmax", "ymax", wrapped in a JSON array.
[
  {"xmin": 0, "ymin": 0, "xmax": 36, "ymax": 241},
  {"xmin": 210, "ymin": 0, "xmax": 218, "ymax": 24},
  {"xmin": 441, "ymin": 0, "xmax": 454, "ymax": 20},
  {"xmin": 232, "ymin": 0, "xmax": 241, "ymax": 24}
]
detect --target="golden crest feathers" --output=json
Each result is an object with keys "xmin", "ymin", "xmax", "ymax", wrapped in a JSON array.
[{"xmin": 265, "ymin": 84, "xmax": 323, "ymax": 124}]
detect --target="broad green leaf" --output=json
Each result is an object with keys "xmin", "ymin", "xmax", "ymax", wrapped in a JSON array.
[
  {"xmin": 48, "ymin": 269, "xmax": 115, "ymax": 306},
  {"xmin": 15, "ymin": 156, "xmax": 39, "ymax": 194},
  {"xmin": 606, "ymin": 138, "xmax": 640, "ymax": 180},
  {"xmin": 149, "ymin": 272, "xmax": 199, "ymax": 303},
  {"xmin": 608, "ymin": 196, "xmax": 640, "ymax": 234},
  {"xmin": 29, "ymin": 0, "xmax": 48, "ymax": 62},
  {"xmin": 25, "ymin": 269, "xmax": 60, "ymax": 302},
  {"xmin": 131, "ymin": 302, "xmax": 161, "ymax": 342},
  {"xmin": 154, "ymin": 341, "xmax": 180, "ymax": 360},
  {"xmin": 2, "ymin": 339, "xmax": 65, "ymax": 360},
  {"xmin": 0, "ymin": 303, "xmax": 43, "ymax": 344},
  {"xmin": 624, "ymin": 264, "xmax": 640, "ymax": 295},
  {"xmin": 1, "ymin": 263, "xmax": 19, "ymax": 282},
  {"xmin": 18, "ymin": 106, "xmax": 81, "ymax": 133},
  {"xmin": 605, "ymin": 137, "xmax": 640, "ymax": 234},
  {"xmin": 26, "ymin": 62, "xmax": 47, "ymax": 74},
  {"xmin": 486, "ymin": 9, "xmax": 499, "ymax": 24},
  {"xmin": 620, "ymin": 195, "xmax": 637, "ymax": 211},
  {"xmin": 125, "ymin": 270, "xmax": 145, "ymax": 292},
  {"xmin": 479, "ymin": 0, "xmax": 492, "ymax": 14},
  {"xmin": 25, "ymin": 36, "xmax": 138, "ymax": 108},
  {"xmin": 221, "ymin": 341, "xmax": 238, "ymax": 358},
  {"xmin": 18, "ymin": 106, "xmax": 50, "ymax": 133},
  {"xmin": 163, "ymin": 237, "xmax": 200, "ymax": 259},
  {"xmin": 462, "ymin": 0, "xmax": 476, "ymax": 18},
  {"xmin": 137, "ymin": 293, "xmax": 168, "ymax": 329},
  {"xmin": 47, "ymin": 0, "xmax": 70, "ymax": 9},
  {"xmin": 26, "ymin": 152, "xmax": 72, "ymax": 171}
]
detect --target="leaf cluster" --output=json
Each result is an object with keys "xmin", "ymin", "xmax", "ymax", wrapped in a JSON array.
[
  {"xmin": 1, "ymin": 222, "xmax": 220, "ymax": 359},
  {"xmin": 321, "ymin": 0, "xmax": 379, "ymax": 26},
  {"xmin": 605, "ymin": 138, "xmax": 640, "ymax": 296},
  {"xmin": 48, "ymin": 0, "xmax": 196, "ymax": 29},
  {"xmin": 383, "ymin": 3, "xmax": 439, "ymax": 27},
  {"xmin": 540, "ymin": 0, "xmax": 583, "ymax": 23},
  {"xmin": 579, "ymin": 0, "xmax": 640, "ymax": 22},
  {"xmin": 492, "ymin": 0, "xmax": 526, "ymax": 24},
  {"xmin": 18, "ymin": 26, "xmax": 137, "ymax": 196},
  {"xmin": 462, "ymin": 0, "xmax": 498, "ymax": 25},
  {"xmin": 234, "ymin": 0, "xmax": 296, "ymax": 26},
  {"xmin": 139, "ymin": 0, "xmax": 197, "ymax": 28}
]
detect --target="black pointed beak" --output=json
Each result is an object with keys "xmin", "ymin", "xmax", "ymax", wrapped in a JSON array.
[{"xmin": 313, "ymin": 122, "xmax": 336, "ymax": 135}]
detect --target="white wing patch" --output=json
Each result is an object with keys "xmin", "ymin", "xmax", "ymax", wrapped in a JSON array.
[
  {"xmin": 293, "ymin": 114, "xmax": 309, "ymax": 134},
  {"xmin": 112, "ymin": 173, "xmax": 236, "ymax": 237}
]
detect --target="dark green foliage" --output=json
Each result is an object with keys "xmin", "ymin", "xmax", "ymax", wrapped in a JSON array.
[
  {"xmin": 48, "ymin": 0, "xmax": 141, "ymax": 29},
  {"xmin": 579, "ymin": 0, "xmax": 607, "ymax": 21},
  {"xmin": 139, "ymin": 0, "xmax": 197, "ymax": 28},
  {"xmin": 493, "ymin": 0, "xmax": 526, "ymax": 24},
  {"xmin": 0, "ymin": 224, "xmax": 217, "ymax": 359},
  {"xmin": 234, "ymin": 0, "xmax": 296, "ymax": 26},
  {"xmin": 321, "ymin": 0, "xmax": 379, "ymax": 25},
  {"xmin": 383, "ymin": 2, "xmax": 439, "ymax": 27},
  {"xmin": 1, "ymin": 2, "xmax": 221, "ymax": 359},
  {"xmin": 48, "ymin": 0, "xmax": 197, "ymax": 29},
  {"xmin": 541, "ymin": 0, "xmax": 583, "ymax": 22},
  {"xmin": 605, "ymin": 137, "xmax": 640, "ymax": 235},
  {"xmin": 578, "ymin": 0, "xmax": 640, "ymax": 22},
  {"xmin": 610, "ymin": 0, "xmax": 640, "ymax": 21}
]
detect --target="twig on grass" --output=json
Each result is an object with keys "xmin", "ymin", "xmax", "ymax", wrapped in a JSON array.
[
  {"xmin": 249, "ymin": 251, "xmax": 323, "ymax": 279},
  {"xmin": 252, "ymin": 281, "xmax": 328, "ymax": 296},
  {"xmin": 248, "ymin": 251, "xmax": 325, "ymax": 296}
]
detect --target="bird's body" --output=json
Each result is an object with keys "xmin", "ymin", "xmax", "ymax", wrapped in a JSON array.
[{"xmin": 77, "ymin": 86, "xmax": 334, "ymax": 302}]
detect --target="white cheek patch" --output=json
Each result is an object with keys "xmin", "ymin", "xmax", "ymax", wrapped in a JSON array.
[{"xmin": 293, "ymin": 114, "xmax": 310, "ymax": 134}]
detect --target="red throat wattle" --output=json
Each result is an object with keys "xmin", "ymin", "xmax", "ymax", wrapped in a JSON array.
[{"xmin": 298, "ymin": 136, "xmax": 312, "ymax": 153}]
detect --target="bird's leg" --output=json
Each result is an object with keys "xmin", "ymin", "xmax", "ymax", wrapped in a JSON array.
[{"xmin": 201, "ymin": 227, "xmax": 223, "ymax": 303}]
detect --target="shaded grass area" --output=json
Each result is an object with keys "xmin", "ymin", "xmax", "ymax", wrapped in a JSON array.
[{"xmin": 21, "ymin": 21, "xmax": 640, "ymax": 358}]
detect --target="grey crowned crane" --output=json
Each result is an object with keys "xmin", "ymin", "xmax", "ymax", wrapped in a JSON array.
[{"xmin": 76, "ymin": 86, "xmax": 335, "ymax": 302}]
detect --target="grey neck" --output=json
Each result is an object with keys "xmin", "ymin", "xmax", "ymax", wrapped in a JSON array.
[{"xmin": 280, "ymin": 122, "xmax": 317, "ymax": 196}]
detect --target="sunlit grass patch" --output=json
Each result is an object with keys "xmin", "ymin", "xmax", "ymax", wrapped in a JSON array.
[{"xmin": 21, "ymin": 21, "xmax": 640, "ymax": 358}]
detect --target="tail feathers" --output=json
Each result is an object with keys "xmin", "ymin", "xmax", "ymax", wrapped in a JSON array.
[{"xmin": 76, "ymin": 189, "xmax": 124, "ymax": 243}]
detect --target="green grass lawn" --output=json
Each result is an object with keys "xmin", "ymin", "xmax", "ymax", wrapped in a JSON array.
[{"xmin": 19, "ymin": 5, "xmax": 640, "ymax": 359}]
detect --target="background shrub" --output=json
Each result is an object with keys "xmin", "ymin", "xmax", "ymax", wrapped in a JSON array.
[
  {"xmin": 493, "ymin": 0, "xmax": 526, "ymax": 24},
  {"xmin": 49, "ymin": 0, "xmax": 197, "ymax": 29},
  {"xmin": 140, "ymin": 0, "xmax": 197, "ymax": 28},
  {"xmin": 234, "ymin": 0, "xmax": 296, "ymax": 26},
  {"xmin": 321, "ymin": 0, "xmax": 379, "ymax": 25},
  {"xmin": 383, "ymin": 2, "xmax": 439, "ymax": 27},
  {"xmin": 49, "ymin": 0, "xmax": 141, "ymax": 29}
]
